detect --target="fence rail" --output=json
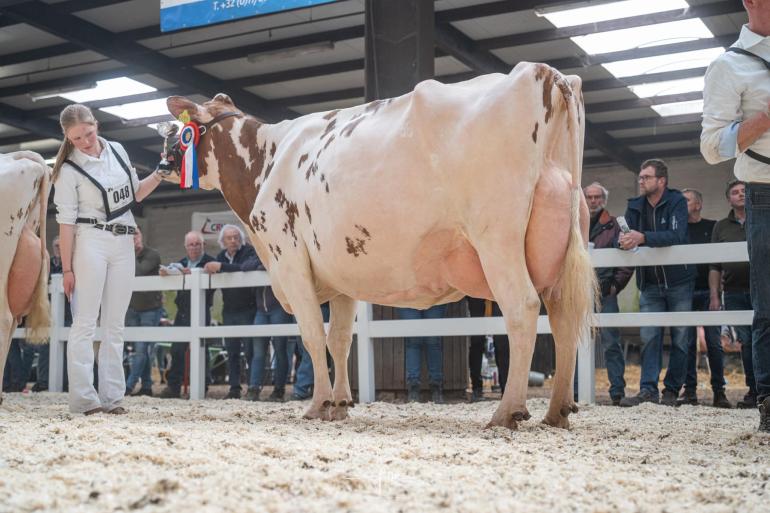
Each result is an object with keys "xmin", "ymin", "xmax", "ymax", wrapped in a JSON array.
[{"xmin": 15, "ymin": 242, "xmax": 751, "ymax": 404}]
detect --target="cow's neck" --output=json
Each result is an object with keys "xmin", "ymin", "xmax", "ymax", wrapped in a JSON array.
[{"xmin": 215, "ymin": 116, "xmax": 270, "ymax": 227}]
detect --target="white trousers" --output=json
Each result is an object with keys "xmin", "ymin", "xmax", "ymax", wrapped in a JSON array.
[{"xmin": 68, "ymin": 227, "xmax": 134, "ymax": 413}]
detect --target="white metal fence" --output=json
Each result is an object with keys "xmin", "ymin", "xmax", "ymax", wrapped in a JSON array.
[{"xmin": 13, "ymin": 242, "xmax": 752, "ymax": 404}]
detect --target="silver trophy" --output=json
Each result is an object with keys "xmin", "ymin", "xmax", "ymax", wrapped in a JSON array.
[{"xmin": 155, "ymin": 121, "xmax": 179, "ymax": 176}]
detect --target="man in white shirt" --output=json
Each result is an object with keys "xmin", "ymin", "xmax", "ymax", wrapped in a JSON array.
[{"xmin": 701, "ymin": 0, "xmax": 770, "ymax": 432}]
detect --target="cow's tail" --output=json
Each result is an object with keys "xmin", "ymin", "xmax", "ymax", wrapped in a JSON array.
[
  {"xmin": 552, "ymin": 73, "xmax": 597, "ymax": 347},
  {"xmin": 25, "ymin": 168, "xmax": 50, "ymax": 344}
]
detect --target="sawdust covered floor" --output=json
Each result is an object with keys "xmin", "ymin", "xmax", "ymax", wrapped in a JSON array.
[{"xmin": 0, "ymin": 392, "xmax": 767, "ymax": 513}]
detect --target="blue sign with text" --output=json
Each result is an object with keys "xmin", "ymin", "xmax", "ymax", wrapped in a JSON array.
[{"xmin": 160, "ymin": 0, "xmax": 337, "ymax": 33}]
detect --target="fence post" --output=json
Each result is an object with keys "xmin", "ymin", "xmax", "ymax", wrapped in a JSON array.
[
  {"xmin": 48, "ymin": 274, "xmax": 65, "ymax": 393},
  {"xmin": 356, "ymin": 301, "xmax": 375, "ymax": 403},
  {"xmin": 576, "ymin": 327, "xmax": 595, "ymax": 404},
  {"xmin": 188, "ymin": 268, "xmax": 206, "ymax": 400}
]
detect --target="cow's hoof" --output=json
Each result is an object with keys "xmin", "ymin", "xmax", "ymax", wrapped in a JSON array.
[
  {"xmin": 485, "ymin": 408, "xmax": 530, "ymax": 430},
  {"xmin": 542, "ymin": 413, "xmax": 570, "ymax": 430},
  {"xmin": 330, "ymin": 405, "xmax": 349, "ymax": 421},
  {"xmin": 542, "ymin": 404, "xmax": 577, "ymax": 429},
  {"xmin": 302, "ymin": 400, "xmax": 332, "ymax": 421}
]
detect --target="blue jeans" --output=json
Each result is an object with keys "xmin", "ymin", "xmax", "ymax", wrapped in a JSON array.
[
  {"xmin": 125, "ymin": 308, "xmax": 162, "ymax": 391},
  {"xmin": 724, "ymin": 291, "xmax": 755, "ymax": 396},
  {"xmin": 685, "ymin": 290, "xmax": 725, "ymax": 392},
  {"xmin": 573, "ymin": 293, "xmax": 626, "ymax": 400},
  {"xmin": 746, "ymin": 182, "xmax": 770, "ymax": 401},
  {"xmin": 293, "ymin": 303, "xmax": 330, "ymax": 398},
  {"xmin": 600, "ymin": 293, "xmax": 626, "ymax": 399},
  {"xmin": 639, "ymin": 281, "xmax": 694, "ymax": 395},
  {"xmin": 36, "ymin": 343, "xmax": 49, "ymax": 387},
  {"xmin": 250, "ymin": 306, "xmax": 292, "ymax": 389},
  {"xmin": 224, "ymin": 308, "xmax": 256, "ymax": 392},
  {"xmin": 396, "ymin": 304, "xmax": 448, "ymax": 386}
]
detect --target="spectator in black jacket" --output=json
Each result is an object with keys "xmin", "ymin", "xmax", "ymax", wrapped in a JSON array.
[
  {"xmin": 241, "ymin": 252, "xmax": 293, "ymax": 401},
  {"xmin": 203, "ymin": 224, "xmax": 256, "ymax": 399},
  {"xmin": 680, "ymin": 188, "xmax": 730, "ymax": 408},
  {"xmin": 158, "ymin": 231, "xmax": 216, "ymax": 399},
  {"xmin": 618, "ymin": 159, "xmax": 695, "ymax": 407}
]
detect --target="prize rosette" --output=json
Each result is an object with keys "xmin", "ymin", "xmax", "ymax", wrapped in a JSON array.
[{"xmin": 179, "ymin": 121, "xmax": 200, "ymax": 189}]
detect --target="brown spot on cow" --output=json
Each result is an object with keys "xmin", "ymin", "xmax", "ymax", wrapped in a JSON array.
[
  {"xmin": 305, "ymin": 162, "xmax": 318, "ymax": 182},
  {"xmin": 250, "ymin": 210, "xmax": 267, "ymax": 233},
  {"xmin": 323, "ymin": 134, "xmax": 335, "ymax": 150},
  {"xmin": 270, "ymin": 142, "xmax": 277, "ymax": 157},
  {"xmin": 341, "ymin": 116, "xmax": 365, "ymax": 137},
  {"xmin": 532, "ymin": 122, "xmax": 539, "ymax": 143},
  {"xmin": 325, "ymin": 182, "xmax": 330, "ymax": 194},
  {"xmin": 322, "ymin": 109, "xmax": 339, "ymax": 121},
  {"xmin": 264, "ymin": 161, "xmax": 274, "ymax": 179},
  {"xmin": 345, "ymin": 224, "xmax": 371, "ymax": 257},
  {"xmin": 275, "ymin": 189, "xmax": 300, "ymax": 243},
  {"xmin": 321, "ymin": 119, "xmax": 336, "ymax": 139},
  {"xmin": 275, "ymin": 245, "xmax": 282, "ymax": 256},
  {"xmin": 313, "ymin": 231, "xmax": 321, "ymax": 251},
  {"xmin": 320, "ymin": 174, "xmax": 326, "ymax": 183},
  {"xmin": 214, "ymin": 116, "xmax": 267, "ymax": 226},
  {"xmin": 365, "ymin": 99, "xmax": 385, "ymax": 115},
  {"xmin": 268, "ymin": 243, "xmax": 279, "ymax": 261},
  {"xmin": 298, "ymin": 153, "xmax": 309, "ymax": 168},
  {"xmin": 305, "ymin": 202, "xmax": 312, "ymax": 224}
]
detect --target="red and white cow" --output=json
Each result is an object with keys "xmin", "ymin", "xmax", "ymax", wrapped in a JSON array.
[
  {"xmin": 163, "ymin": 62, "xmax": 596, "ymax": 429},
  {"xmin": 0, "ymin": 151, "xmax": 50, "ymax": 402}
]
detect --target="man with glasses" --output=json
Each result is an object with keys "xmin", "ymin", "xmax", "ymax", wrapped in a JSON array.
[
  {"xmin": 701, "ymin": 0, "xmax": 770, "ymax": 431},
  {"xmin": 158, "ymin": 231, "xmax": 215, "ymax": 399},
  {"xmin": 618, "ymin": 159, "xmax": 694, "ymax": 407}
]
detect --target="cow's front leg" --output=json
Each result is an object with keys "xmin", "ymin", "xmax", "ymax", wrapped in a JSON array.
[
  {"xmin": 326, "ymin": 295, "xmax": 356, "ymax": 421},
  {"xmin": 276, "ymin": 268, "xmax": 334, "ymax": 420}
]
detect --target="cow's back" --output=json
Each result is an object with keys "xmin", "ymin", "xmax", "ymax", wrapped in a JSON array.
[{"xmin": 252, "ymin": 63, "xmax": 566, "ymax": 306}]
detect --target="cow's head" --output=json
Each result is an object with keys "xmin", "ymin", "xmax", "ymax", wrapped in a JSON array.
[{"xmin": 162, "ymin": 93, "xmax": 245, "ymax": 190}]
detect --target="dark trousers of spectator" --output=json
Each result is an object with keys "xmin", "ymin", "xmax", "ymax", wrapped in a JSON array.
[
  {"xmin": 3, "ymin": 339, "xmax": 34, "ymax": 392},
  {"xmin": 685, "ymin": 290, "xmax": 726, "ymax": 393},
  {"xmin": 224, "ymin": 308, "xmax": 256, "ymax": 392},
  {"xmin": 722, "ymin": 291, "xmax": 756, "ymax": 397},
  {"xmin": 746, "ymin": 183, "xmax": 770, "ymax": 402},
  {"xmin": 467, "ymin": 298, "xmax": 510, "ymax": 394},
  {"xmin": 166, "ymin": 332, "xmax": 212, "ymax": 394},
  {"xmin": 574, "ymin": 292, "xmax": 626, "ymax": 401}
]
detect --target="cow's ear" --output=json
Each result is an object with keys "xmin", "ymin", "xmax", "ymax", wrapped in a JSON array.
[
  {"xmin": 213, "ymin": 93, "xmax": 235, "ymax": 106},
  {"xmin": 167, "ymin": 96, "xmax": 208, "ymax": 122}
]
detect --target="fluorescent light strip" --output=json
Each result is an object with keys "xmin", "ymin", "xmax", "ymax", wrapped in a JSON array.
[
  {"xmin": 602, "ymin": 47, "xmax": 724, "ymax": 78},
  {"xmin": 100, "ymin": 98, "xmax": 171, "ymax": 120},
  {"xmin": 60, "ymin": 77, "xmax": 156, "ymax": 103},
  {"xmin": 571, "ymin": 19, "xmax": 714, "ymax": 56},
  {"xmin": 539, "ymin": 0, "xmax": 689, "ymax": 29},
  {"xmin": 629, "ymin": 77, "xmax": 705, "ymax": 98},
  {"xmin": 651, "ymin": 99, "xmax": 704, "ymax": 117}
]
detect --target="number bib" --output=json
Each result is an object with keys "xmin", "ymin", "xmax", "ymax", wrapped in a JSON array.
[{"xmin": 64, "ymin": 144, "xmax": 137, "ymax": 221}]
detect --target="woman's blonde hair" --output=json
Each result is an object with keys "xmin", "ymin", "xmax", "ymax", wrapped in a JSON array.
[{"xmin": 52, "ymin": 104, "xmax": 98, "ymax": 183}]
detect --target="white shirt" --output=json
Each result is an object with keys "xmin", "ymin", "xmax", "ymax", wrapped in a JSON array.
[
  {"xmin": 54, "ymin": 138, "xmax": 140, "ymax": 226},
  {"xmin": 701, "ymin": 25, "xmax": 770, "ymax": 184}
]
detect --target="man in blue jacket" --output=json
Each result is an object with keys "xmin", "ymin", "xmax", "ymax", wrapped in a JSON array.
[{"xmin": 618, "ymin": 159, "xmax": 695, "ymax": 407}]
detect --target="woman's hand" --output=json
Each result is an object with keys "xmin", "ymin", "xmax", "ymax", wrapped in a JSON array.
[{"xmin": 63, "ymin": 271, "xmax": 75, "ymax": 301}]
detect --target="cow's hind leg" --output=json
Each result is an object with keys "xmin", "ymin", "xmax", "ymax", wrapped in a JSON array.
[
  {"xmin": 541, "ymin": 296, "xmax": 579, "ymax": 429},
  {"xmin": 327, "ymin": 295, "xmax": 357, "ymax": 421},
  {"xmin": 476, "ymin": 245, "xmax": 540, "ymax": 430}
]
